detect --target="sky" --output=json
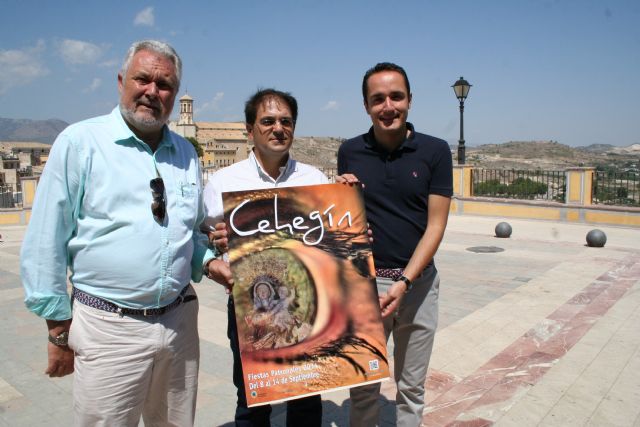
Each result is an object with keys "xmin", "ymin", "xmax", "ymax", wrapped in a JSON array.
[{"xmin": 1, "ymin": 0, "xmax": 639, "ymax": 147}]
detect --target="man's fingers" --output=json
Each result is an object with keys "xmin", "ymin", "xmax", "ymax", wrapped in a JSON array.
[
  {"xmin": 207, "ymin": 259, "xmax": 234, "ymax": 286},
  {"xmin": 379, "ymin": 291, "xmax": 402, "ymax": 318},
  {"xmin": 378, "ymin": 293, "xmax": 392, "ymax": 311},
  {"xmin": 335, "ymin": 174, "xmax": 360, "ymax": 185},
  {"xmin": 381, "ymin": 299, "xmax": 400, "ymax": 318},
  {"xmin": 44, "ymin": 359, "xmax": 73, "ymax": 378},
  {"xmin": 46, "ymin": 344, "xmax": 74, "ymax": 378}
]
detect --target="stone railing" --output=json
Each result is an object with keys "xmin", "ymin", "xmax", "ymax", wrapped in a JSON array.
[
  {"xmin": 452, "ymin": 166, "xmax": 640, "ymax": 227},
  {"xmin": 3, "ymin": 169, "xmax": 639, "ymax": 227}
]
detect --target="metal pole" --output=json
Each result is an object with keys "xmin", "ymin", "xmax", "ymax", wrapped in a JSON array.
[{"xmin": 458, "ymin": 99, "xmax": 466, "ymax": 164}]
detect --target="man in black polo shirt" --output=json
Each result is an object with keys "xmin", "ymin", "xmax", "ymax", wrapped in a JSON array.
[{"xmin": 337, "ymin": 62, "xmax": 452, "ymax": 427}]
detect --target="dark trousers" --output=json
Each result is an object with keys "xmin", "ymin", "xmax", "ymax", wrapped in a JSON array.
[{"xmin": 227, "ymin": 298, "xmax": 322, "ymax": 427}]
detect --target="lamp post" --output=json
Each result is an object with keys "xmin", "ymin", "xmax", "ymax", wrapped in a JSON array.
[{"xmin": 452, "ymin": 76, "xmax": 471, "ymax": 164}]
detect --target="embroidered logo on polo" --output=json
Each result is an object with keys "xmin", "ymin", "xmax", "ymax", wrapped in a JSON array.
[{"xmin": 412, "ymin": 171, "xmax": 418, "ymax": 178}]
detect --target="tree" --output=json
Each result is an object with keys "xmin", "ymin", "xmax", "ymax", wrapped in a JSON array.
[{"xmin": 186, "ymin": 137, "xmax": 203, "ymax": 158}]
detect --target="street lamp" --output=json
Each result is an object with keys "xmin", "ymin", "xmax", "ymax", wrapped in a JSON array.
[{"xmin": 452, "ymin": 76, "xmax": 471, "ymax": 164}]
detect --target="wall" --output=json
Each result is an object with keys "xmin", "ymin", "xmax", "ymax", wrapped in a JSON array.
[
  {"xmin": 4, "ymin": 168, "xmax": 640, "ymax": 227},
  {"xmin": 451, "ymin": 166, "xmax": 640, "ymax": 227}
]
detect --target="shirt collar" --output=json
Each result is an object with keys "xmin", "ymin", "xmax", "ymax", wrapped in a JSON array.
[
  {"xmin": 364, "ymin": 122, "xmax": 417, "ymax": 152},
  {"xmin": 111, "ymin": 106, "xmax": 175, "ymax": 152},
  {"xmin": 249, "ymin": 149, "xmax": 296, "ymax": 183}
]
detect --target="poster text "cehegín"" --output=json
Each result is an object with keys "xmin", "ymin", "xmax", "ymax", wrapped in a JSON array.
[{"xmin": 229, "ymin": 194, "xmax": 353, "ymax": 246}]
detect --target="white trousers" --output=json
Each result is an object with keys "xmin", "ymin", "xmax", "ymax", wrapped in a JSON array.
[
  {"xmin": 350, "ymin": 267, "xmax": 439, "ymax": 427},
  {"xmin": 68, "ymin": 287, "xmax": 200, "ymax": 427}
]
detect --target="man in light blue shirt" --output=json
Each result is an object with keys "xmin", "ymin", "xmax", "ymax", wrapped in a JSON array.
[{"xmin": 20, "ymin": 40, "xmax": 214, "ymax": 426}]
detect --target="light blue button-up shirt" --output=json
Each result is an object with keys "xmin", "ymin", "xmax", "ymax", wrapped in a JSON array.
[{"xmin": 21, "ymin": 107, "xmax": 214, "ymax": 321}]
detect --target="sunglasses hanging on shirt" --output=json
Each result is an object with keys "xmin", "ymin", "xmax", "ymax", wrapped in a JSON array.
[{"xmin": 150, "ymin": 176, "xmax": 166, "ymax": 224}]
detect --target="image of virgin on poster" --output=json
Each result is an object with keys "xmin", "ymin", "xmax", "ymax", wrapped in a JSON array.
[{"xmin": 222, "ymin": 183, "xmax": 390, "ymax": 407}]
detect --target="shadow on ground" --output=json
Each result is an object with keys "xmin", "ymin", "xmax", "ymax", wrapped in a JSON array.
[{"xmin": 215, "ymin": 395, "xmax": 396, "ymax": 427}]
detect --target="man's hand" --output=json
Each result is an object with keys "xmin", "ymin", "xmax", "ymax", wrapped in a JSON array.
[
  {"xmin": 378, "ymin": 280, "xmax": 407, "ymax": 318},
  {"xmin": 335, "ymin": 173, "xmax": 361, "ymax": 186},
  {"xmin": 45, "ymin": 319, "xmax": 73, "ymax": 378},
  {"xmin": 46, "ymin": 342, "xmax": 74, "ymax": 377},
  {"xmin": 206, "ymin": 259, "xmax": 234, "ymax": 294},
  {"xmin": 335, "ymin": 175, "xmax": 372, "ymax": 243},
  {"xmin": 207, "ymin": 222, "xmax": 229, "ymax": 253}
]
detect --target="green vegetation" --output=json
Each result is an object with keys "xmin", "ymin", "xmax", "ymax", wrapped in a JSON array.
[
  {"xmin": 593, "ymin": 170, "xmax": 639, "ymax": 206},
  {"xmin": 186, "ymin": 137, "xmax": 203, "ymax": 158},
  {"xmin": 474, "ymin": 177, "xmax": 549, "ymax": 199},
  {"xmin": 594, "ymin": 186, "xmax": 638, "ymax": 206}
]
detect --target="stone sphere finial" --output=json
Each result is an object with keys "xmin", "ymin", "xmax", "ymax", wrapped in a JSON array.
[
  {"xmin": 495, "ymin": 222, "xmax": 512, "ymax": 238},
  {"xmin": 586, "ymin": 229, "xmax": 607, "ymax": 247}
]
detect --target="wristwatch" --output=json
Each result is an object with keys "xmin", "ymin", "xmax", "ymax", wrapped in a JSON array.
[
  {"xmin": 399, "ymin": 275, "xmax": 413, "ymax": 294},
  {"xmin": 203, "ymin": 257, "xmax": 214, "ymax": 279},
  {"xmin": 48, "ymin": 331, "xmax": 69, "ymax": 347}
]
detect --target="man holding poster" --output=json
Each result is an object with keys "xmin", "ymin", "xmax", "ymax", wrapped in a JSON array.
[
  {"xmin": 203, "ymin": 88, "xmax": 327, "ymax": 426},
  {"xmin": 337, "ymin": 63, "xmax": 453, "ymax": 426}
]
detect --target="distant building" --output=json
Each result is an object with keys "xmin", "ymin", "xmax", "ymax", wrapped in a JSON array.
[
  {"xmin": 0, "ymin": 142, "xmax": 51, "ymax": 167},
  {"xmin": 169, "ymin": 94, "xmax": 249, "ymax": 171},
  {"xmin": 0, "ymin": 154, "xmax": 21, "ymax": 189}
]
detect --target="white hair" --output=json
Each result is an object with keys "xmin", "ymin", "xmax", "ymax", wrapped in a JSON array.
[{"xmin": 120, "ymin": 40, "xmax": 182, "ymax": 88}]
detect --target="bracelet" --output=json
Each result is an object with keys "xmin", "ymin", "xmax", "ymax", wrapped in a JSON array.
[{"xmin": 399, "ymin": 275, "xmax": 413, "ymax": 294}]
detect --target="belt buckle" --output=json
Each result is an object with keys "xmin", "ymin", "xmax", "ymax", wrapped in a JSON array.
[{"xmin": 143, "ymin": 308, "xmax": 149, "ymax": 317}]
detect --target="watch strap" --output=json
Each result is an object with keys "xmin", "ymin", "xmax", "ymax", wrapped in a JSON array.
[
  {"xmin": 48, "ymin": 331, "xmax": 69, "ymax": 346},
  {"xmin": 203, "ymin": 257, "xmax": 214, "ymax": 278},
  {"xmin": 399, "ymin": 275, "xmax": 413, "ymax": 293}
]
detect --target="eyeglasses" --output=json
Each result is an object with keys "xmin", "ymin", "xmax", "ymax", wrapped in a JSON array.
[
  {"xmin": 150, "ymin": 177, "xmax": 166, "ymax": 224},
  {"xmin": 258, "ymin": 117, "xmax": 295, "ymax": 129}
]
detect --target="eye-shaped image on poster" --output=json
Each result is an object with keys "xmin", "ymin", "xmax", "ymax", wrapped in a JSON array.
[{"xmin": 222, "ymin": 183, "xmax": 389, "ymax": 407}]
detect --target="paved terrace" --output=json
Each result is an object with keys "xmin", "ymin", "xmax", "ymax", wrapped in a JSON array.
[{"xmin": 1, "ymin": 215, "xmax": 639, "ymax": 426}]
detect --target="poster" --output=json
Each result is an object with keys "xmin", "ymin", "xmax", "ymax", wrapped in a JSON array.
[{"xmin": 222, "ymin": 183, "xmax": 390, "ymax": 407}]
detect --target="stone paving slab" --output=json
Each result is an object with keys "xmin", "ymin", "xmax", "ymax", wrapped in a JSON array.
[{"xmin": 1, "ymin": 215, "xmax": 638, "ymax": 426}]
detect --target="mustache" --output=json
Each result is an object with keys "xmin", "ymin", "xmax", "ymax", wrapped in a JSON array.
[{"xmin": 137, "ymin": 97, "xmax": 162, "ymax": 110}]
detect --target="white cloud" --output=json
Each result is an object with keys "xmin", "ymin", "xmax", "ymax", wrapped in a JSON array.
[
  {"xmin": 58, "ymin": 39, "xmax": 105, "ymax": 65},
  {"xmin": 0, "ymin": 40, "xmax": 49, "ymax": 95},
  {"xmin": 83, "ymin": 78, "xmax": 102, "ymax": 93},
  {"xmin": 321, "ymin": 100, "xmax": 339, "ymax": 111},
  {"xmin": 99, "ymin": 58, "xmax": 120, "ymax": 68},
  {"xmin": 134, "ymin": 7, "xmax": 155, "ymax": 27},
  {"xmin": 195, "ymin": 92, "xmax": 225, "ymax": 114}
]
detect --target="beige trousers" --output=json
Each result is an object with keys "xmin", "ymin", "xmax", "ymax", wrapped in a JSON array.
[
  {"xmin": 350, "ymin": 267, "xmax": 439, "ymax": 427},
  {"xmin": 68, "ymin": 287, "xmax": 200, "ymax": 427}
]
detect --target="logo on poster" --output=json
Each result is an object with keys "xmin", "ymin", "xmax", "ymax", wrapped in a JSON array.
[{"xmin": 229, "ymin": 194, "xmax": 353, "ymax": 246}]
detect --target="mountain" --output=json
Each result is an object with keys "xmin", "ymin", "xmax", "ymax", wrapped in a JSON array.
[
  {"xmin": 291, "ymin": 138, "xmax": 639, "ymax": 171},
  {"xmin": 2, "ymin": 116, "xmax": 637, "ymax": 172},
  {"xmin": 0, "ymin": 118, "xmax": 69, "ymax": 144},
  {"xmin": 466, "ymin": 140, "xmax": 639, "ymax": 171},
  {"xmin": 577, "ymin": 144, "xmax": 616, "ymax": 153}
]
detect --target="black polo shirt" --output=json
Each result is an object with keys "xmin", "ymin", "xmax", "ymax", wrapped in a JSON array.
[{"xmin": 337, "ymin": 123, "xmax": 453, "ymax": 269}]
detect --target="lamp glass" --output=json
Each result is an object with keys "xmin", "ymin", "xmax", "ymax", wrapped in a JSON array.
[{"xmin": 452, "ymin": 77, "xmax": 471, "ymax": 100}]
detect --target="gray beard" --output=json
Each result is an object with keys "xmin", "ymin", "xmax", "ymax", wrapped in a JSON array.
[{"xmin": 119, "ymin": 104, "xmax": 165, "ymax": 133}]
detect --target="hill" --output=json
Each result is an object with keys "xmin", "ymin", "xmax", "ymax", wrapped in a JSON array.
[
  {"xmin": 290, "ymin": 137, "xmax": 343, "ymax": 169},
  {"xmin": 0, "ymin": 118, "xmax": 68, "ymax": 144},
  {"xmin": 290, "ymin": 138, "xmax": 639, "ymax": 172},
  {"xmin": 465, "ymin": 140, "xmax": 639, "ymax": 171},
  {"xmin": 1, "ymin": 115, "xmax": 637, "ymax": 173}
]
